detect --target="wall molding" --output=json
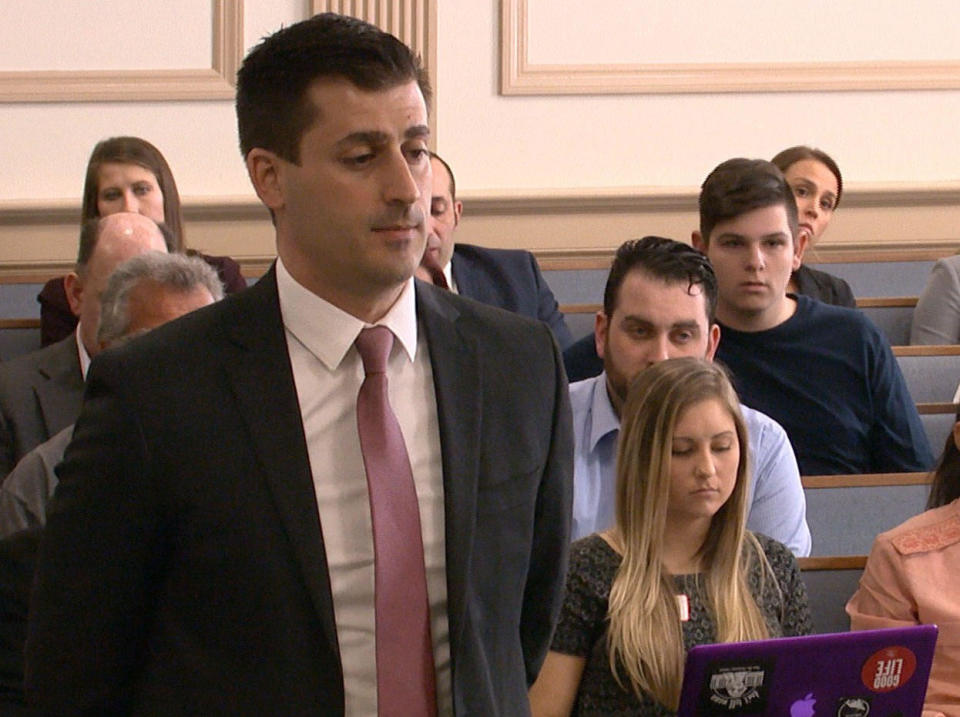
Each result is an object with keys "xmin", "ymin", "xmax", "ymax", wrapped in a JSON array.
[
  {"xmin": 0, "ymin": 0, "xmax": 242, "ymax": 102},
  {"xmin": 2, "ymin": 181, "xmax": 958, "ymax": 279},
  {"xmin": 501, "ymin": 0, "xmax": 960, "ymax": 95}
]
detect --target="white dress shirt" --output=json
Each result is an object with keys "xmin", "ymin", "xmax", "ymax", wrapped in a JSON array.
[
  {"xmin": 75, "ymin": 325, "xmax": 91, "ymax": 379},
  {"xmin": 276, "ymin": 258, "xmax": 450, "ymax": 716}
]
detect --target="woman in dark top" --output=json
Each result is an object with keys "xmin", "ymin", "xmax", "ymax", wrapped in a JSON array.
[
  {"xmin": 529, "ymin": 358, "xmax": 811, "ymax": 716},
  {"xmin": 38, "ymin": 137, "xmax": 246, "ymax": 345},
  {"xmin": 771, "ymin": 146, "xmax": 855, "ymax": 308}
]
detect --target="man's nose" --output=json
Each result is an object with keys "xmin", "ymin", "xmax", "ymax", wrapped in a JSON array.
[
  {"xmin": 383, "ymin": 152, "xmax": 421, "ymax": 205},
  {"xmin": 649, "ymin": 334, "xmax": 671, "ymax": 363}
]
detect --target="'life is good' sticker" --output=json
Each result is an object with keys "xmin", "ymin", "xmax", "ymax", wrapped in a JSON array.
[{"xmin": 860, "ymin": 646, "xmax": 916, "ymax": 693}]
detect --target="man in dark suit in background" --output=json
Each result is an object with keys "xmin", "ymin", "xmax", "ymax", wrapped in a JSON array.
[
  {"xmin": 27, "ymin": 14, "xmax": 572, "ymax": 716},
  {"xmin": 0, "ymin": 213, "xmax": 168, "ymax": 480},
  {"xmin": 417, "ymin": 152, "xmax": 573, "ymax": 349}
]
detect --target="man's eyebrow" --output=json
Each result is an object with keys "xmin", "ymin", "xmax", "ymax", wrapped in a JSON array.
[
  {"xmin": 335, "ymin": 130, "xmax": 388, "ymax": 149},
  {"xmin": 334, "ymin": 124, "xmax": 430, "ymax": 149},
  {"xmin": 405, "ymin": 124, "xmax": 430, "ymax": 140},
  {"xmin": 619, "ymin": 315, "xmax": 654, "ymax": 325}
]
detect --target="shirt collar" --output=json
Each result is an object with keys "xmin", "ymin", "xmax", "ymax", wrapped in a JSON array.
[
  {"xmin": 442, "ymin": 259, "xmax": 456, "ymax": 292},
  {"xmin": 75, "ymin": 324, "xmax": 91, "ymax": 379},
  {"xmin": 588, "ymin": 371, "xmax": 621, "ymax": 452},
  {"xmin": 275, "ymin": 256, "xmax": 418, "ymax": 370}
]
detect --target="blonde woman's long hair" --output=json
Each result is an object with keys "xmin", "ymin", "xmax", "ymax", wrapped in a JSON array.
[{"xmin": 606, "ymin": 358, "xmax": 773, "ymax": 710}]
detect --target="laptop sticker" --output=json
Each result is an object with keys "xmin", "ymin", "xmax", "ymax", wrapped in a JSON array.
[
  {"xmin": 836, "ymin": 696, "xmax": 871, "ymax": 716},
  {"xmin": 860, "ymin": 646, "xmax": 917, "ymax": 693},
  {"xmin": 699, "ymin": 660, "xmax": 771, "ymax": 714}
]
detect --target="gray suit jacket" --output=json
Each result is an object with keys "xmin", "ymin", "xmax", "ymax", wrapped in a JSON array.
[
  {"xmin": 0, "ymin": 335, "xmax": 83, "ymax": 481},
  {"xmin": 911, "ymin": 254, "xmax": 960, "ymax": 345},
  {"xmin": 27, "ymin": 268, "xmax": 573, "ymax": 716}
]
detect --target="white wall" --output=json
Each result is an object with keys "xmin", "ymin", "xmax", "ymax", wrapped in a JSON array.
[
  {"xmin": 0, "ymin": 0, "xmax": 301, "ymax": 203},
  {"xmin": 436, "ymin": 2, "xmax": 960, "ymax": 192},
  {"xmin": 0, "ymin": 1, "xmax": 958, "ymax": 269}
]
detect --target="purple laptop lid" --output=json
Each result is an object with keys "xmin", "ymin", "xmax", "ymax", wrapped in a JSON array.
[{"xmin": 677, "ymin": 625, "xmax": 937, "ymax": 717}]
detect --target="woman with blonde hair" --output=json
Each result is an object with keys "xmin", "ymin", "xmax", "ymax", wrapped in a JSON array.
[{"xmin": 530, "ymin": 358, "xmax": 811, "ymax": 715}]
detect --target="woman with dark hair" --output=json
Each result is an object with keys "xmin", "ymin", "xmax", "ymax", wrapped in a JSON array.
[
  {"xmin": 846, "ymin": 404, "xmax": 960, "ymax": 716},
  {"xmin": 530, "ymin": 358, "xmax": 810, "ymax": 715},
  {"xmin": 771, "ymin": 146, "xmax": 855, "ymax": 308},
  {"xmin": 38, "ymin": 137, "xmax": 246, "ymax": 345}
]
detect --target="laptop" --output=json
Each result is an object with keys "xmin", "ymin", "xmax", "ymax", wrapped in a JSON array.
[{"xmin": 677, "ymin": 625, "xmax": 937, "ymax": 716}]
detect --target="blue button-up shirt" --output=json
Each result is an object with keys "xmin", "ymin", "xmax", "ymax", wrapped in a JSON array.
[{"xmin": 570, "ymin": 372, "xmax": 811, "ymax": 556}]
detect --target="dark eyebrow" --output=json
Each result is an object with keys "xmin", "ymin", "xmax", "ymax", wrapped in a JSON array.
[
  {"xmin": 335, "ymin": 131, "xmax": 388, "ymax": 149},
  {"xmin": 405, "ymin": 124, "xmax": 430, "ymax": 141},
  {"xmin": 335, "ymin": 124, "xmax": 430, "ymax": 150}
]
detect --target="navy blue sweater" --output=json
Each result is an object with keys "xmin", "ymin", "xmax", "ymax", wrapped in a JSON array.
[{"xmin": 717, "ymin": 296, "xmax": 933, "ymax": 476}]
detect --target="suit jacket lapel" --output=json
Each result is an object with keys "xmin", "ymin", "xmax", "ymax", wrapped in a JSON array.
[
  {"xmin": 221, "ymin": 268, "xmax": 340, "ymax": 662},
  {"xmin": 416, "ymin": 282, "xmax": 481, "ymax": 654},
  {"xmin": 34, "ymin": 334, "xmax": 83, "ymax": 436}
]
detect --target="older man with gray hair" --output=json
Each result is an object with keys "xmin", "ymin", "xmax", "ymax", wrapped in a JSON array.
[{"xmin": 0, "ymin": 252, "xmax": 222, "ymax": 537}]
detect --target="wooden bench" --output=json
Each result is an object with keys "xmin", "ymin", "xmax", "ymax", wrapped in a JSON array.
[
  {"xmin": 802, "ymin": 472, "xmax": 932, "ymax": 557},
  {"xmin": 798, "ymin": 471, "xmax": 939, "ymax": 634},
  {"xmin": 0, "ymin": 318, "xmax": 40, "ymax": 362},
  {"xmin": 892, "ymin": 345, "xmax": 960, "ymax": 404},
  {"xmin": 799, "ymin": 556, "xmax": 864, "ymax": 634}
]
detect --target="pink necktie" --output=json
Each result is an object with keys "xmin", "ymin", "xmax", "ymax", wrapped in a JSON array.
[{"xmin": 355, "ymin": 326, "xmax": 438, "ymax": 716}]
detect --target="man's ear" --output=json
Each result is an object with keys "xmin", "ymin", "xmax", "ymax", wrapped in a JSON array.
[
  {"xmin": 63, "ymin": 273, "xmax": 83, "ymax": 317},
  {"xmin": 793, "ymin": 231, "xmax": 808, "ymax": 270},
  {"xmin": 692, "ymin": 230, "xmax": 706, "ymax": 252},
  {"xmin": 705, "ymin": 323, "xmax": 721, "ymax": 361},
  {"xmin": 245, "ymin": 149, "xmax": 286, "ymax": 212},
  {"xmin": 594, "ymin": 311, "xmax": 608, "ymax": 360},
  {"xmin": 453, "ymin": 200, "xmax": 463, "ymax": 227}
]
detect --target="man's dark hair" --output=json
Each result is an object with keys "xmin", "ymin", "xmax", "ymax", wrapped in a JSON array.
[
  {"xmin": 429, "ymin": 151, "xmax": 456, "ymax": 201},
  {"xmin": 603, "ymin": 236, "xmax": 718, "ymax": 324},
  {"xmin": 698, "ymin": 158, "xmax": 799, "ymax": 243},
  {"xmin": 236, "ymin": 13, "xmax": 432, "ymax": 164},
  {"xmin": 75, "ymin": 216, "xmax": 173, "ymax": 275}
]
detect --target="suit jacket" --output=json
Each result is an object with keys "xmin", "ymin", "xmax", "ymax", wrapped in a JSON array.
[
  {"xmin": 26, "ymin": 268, "xmax": 573, "ymax": 716},
  {"xmin": 911, "ymin": 254, "xmax": 960, "ymax": 345},
  {"xmin": 451, "ymin": 244, "xmax": 573, "ymax": 350},
  {"xmin": 0, "ymin": 335, "xmax": 83, "ymax": 481},
  {"xmin": 791, "ymin": 264, "xmax": 856, "ymax": 308},
  {"xmin": 0, "ymin": 529, "xmax": 41, "ymax": 716}
]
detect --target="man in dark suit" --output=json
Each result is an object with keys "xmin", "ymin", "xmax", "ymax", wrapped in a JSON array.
[
  {"xmin": 416, "ymin": 153, "xmax": 573, "ymax": 349},
  {"xmin": 0, "ymin": 213, "xmax": 168, "ymax": 480},
  {"xmin": 26, "ymin": 14, "xmax": 572, "ymax": 716}
]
